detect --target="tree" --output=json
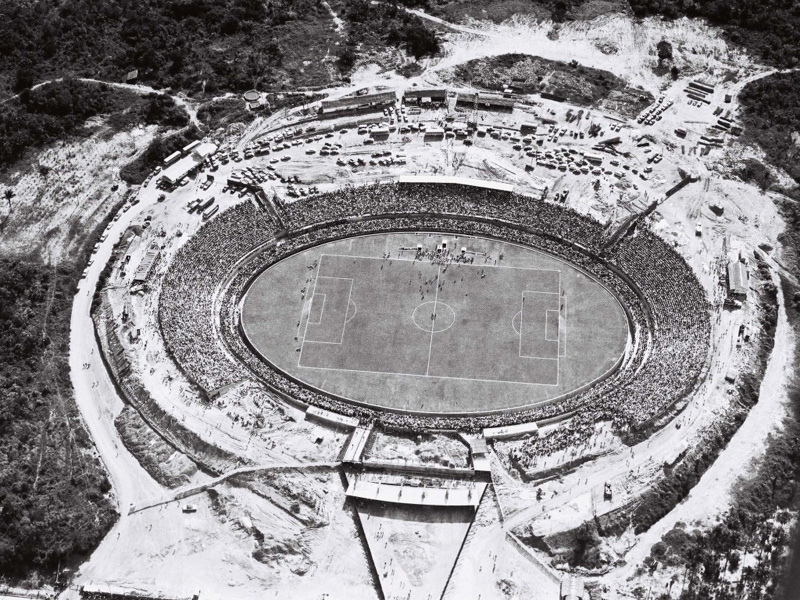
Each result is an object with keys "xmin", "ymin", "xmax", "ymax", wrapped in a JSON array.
[
  {"xmin": 657, "ymin": 40, "xmax": 673, "ymax": 65},
  {"xmin": 728, "ymin": 550, "xmax": 741, "ymax": 572},
  {"xmin": 13, "ymin": 65, "xmax": 35, "ymax": 92},
  {"xmin": 220, "ymin": 15, "xmax": 240, "ymax": 35},
  {"xmin": 3, "ymin": 188, "xmax": 13, "ymax": 212},
  {"xmin": 337, "ymin": 45, "xmax": 357, "ymax": 73},
  {"xmin": 402, "ymin": 25, "xmax": 439, "ymax": 59}
]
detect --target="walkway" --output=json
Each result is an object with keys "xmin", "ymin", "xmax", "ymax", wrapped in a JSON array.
[{"xmin": 128, "ymin": 461, "xmax": 341, "ymax": 514}]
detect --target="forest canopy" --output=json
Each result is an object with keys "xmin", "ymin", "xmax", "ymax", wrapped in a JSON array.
[{"xmin": 0, "ymin": 256, "xmax": 117, "ymax": 577}]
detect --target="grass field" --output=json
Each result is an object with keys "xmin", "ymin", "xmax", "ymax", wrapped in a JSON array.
[{"xmin": 241, "ymin": 232, "xmax": 628, "ymax": 415}]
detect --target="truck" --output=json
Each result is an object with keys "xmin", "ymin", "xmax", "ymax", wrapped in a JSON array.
[
  {"xmin": 197, "ymin": 196, "xmax": 215, "ymax": 212},
  {"xmin": 202, "ymin": 205, "xmax": 219, "ymax": 220}
]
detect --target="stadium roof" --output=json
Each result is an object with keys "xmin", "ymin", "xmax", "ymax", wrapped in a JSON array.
[
  {"xmin": 345, "ymin": 476, "xmax": 486, "ymax": 508},
  {"xmin": 306, "ymin": 406, "xmax": 359, "ymax": 429},
  {"xmin": 396, "ymin": 175, "xmax": 514, "ymax": 193}
]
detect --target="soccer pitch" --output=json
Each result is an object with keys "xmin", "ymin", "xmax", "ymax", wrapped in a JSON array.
[
  {"xmin": 241, "ymin": 232, "xmax": 628, "ymax": 415},
  {"xmin": 298, "ymin": 253, "xmax": 565, "ymax": 387}
]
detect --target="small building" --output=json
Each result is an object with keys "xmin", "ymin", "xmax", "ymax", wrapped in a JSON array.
[
  {"xmin": 124, "ymin": 69, "xmax": 139, "ymax": 83},
  {"xmin": 466, "ymin": 437, "xmax": 491, "ymax": 473},
  {"xmin": 540, "ymin": 91, "xmax": 566, "ymax": 102},
  {"xmin": 689, "ymin": 80, "xmax": 715, "ymax": 95},
  {"xmin": 183, "ymin": 140, "xmax": 201, "ymax": 154},
  {"xmin": 423, "ymin": 126, "xmax": 445, "ymax": 138},
  {"xmin": 163, "ymin": 151, "xmax": 182, "ymax": 166},
  {"xmin": 727, "ymin": 261, "xmax": 748, "ymax": 298},
  {"xmin": 561, "ymin": 575, "xmax": 586, "ymax": 600},
  {"xmin": 132, "ymin": 242, "xmax": 160, "ymax": 285}
]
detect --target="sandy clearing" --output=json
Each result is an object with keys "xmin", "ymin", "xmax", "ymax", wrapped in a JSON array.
[
  {"xmin": 445, "ymin": 489, "xmax": 561, "ymax": 600},
  {"xmin": 421, "ymin": 13, "xmax": 759, "ymax": 97},
  {"xmin": 0, "ymin": 123, "xmax": 158, "ymax": 261}
]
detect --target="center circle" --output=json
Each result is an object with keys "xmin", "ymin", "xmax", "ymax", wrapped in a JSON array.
[{"xmin": 411, "ymin": 301, "xmax": 456, "ymax": 333}]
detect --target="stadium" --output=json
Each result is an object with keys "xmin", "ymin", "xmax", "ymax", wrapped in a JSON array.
[
  {"xmin": 158, "ymin": 178, "xmax": 711, "ymax": 433},
  {"xmin": 4, "ymin": 4, "xmax": 796, "ymax": 597}
]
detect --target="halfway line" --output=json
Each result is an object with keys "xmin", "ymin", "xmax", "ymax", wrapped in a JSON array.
[{"xmin": 425, "ymin": 265, "xmax": 441, "ymax": 376}]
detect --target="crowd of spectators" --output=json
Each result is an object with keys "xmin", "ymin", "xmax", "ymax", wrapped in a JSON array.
[
  {"xmin": 157, "ymin": 182, "xmax": 711, "ymax": 454},
  {"xmin": 158, "ymin": 202, "xmax": 274, "ymax": 392}
]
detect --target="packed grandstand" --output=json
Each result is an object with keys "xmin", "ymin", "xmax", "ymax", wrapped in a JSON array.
[{"xmin": 157, "ymin": 182, "xmax": 711, "ymax": 447}]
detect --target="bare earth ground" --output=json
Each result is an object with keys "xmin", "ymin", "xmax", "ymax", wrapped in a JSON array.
[
  {"xmin": 357, "ymin": 502, "xmax": 473, "ymax": 600},
  {"xmin": 0, "ymin": 121, "xmax": 158, "ymax": 261},
  {"xmin": 364, "ymin": 430, "xmax": 471, "ymax": 468}
]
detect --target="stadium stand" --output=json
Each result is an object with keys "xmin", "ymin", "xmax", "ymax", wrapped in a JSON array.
[{"xmin": 157, "ymin": 182, "xmax": 711, "ymax": 446}]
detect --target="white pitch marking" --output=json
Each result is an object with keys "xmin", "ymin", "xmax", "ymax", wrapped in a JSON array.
[{"xmin": 425, "ymin": 266, "xmax": 441, "ymax": 376}]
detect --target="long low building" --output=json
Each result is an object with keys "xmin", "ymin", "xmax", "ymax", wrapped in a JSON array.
[
  {"xmin": 403, "ymin": 88, "xmax": 447, "ymax": 105},
  {"xmin": 319, "ymin": 91, "xmax": 396, "ymax": 115},
  {"xmin": 346, "ymin": 474, "xmax": 487, "ymax": 508},
  {"xmin": 159, "ymin": 142, "xmax": 218, "ymax": 186},
  {"xmin": 132, "ymin": 242, "xmax": 160, "ymax": 284},
  {"xmin": 727, "ymin": 260, "xmax": 748, "ymax": 298},
  {"xmin": 397, "ymin": 174, "xmax": 514, "ymax": 193},
  {"xmin": 455, "ymin": 92, "xmax": 516, "ymax": 112}
]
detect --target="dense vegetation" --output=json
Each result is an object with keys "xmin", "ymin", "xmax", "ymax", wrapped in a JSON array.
[
  {"xmin": 335, "ymin": 0, "xmax": 441, "ymax": 68},
  {"xmin": 629, "ymin": 0, "xmax": 800, "ymax": 68},
  {"xmin": 0, "ymin": 255, "xmax": 116, "ymax": 579},
  {"xmin": 738, "ymin": 72, "xmax": 800, "ymax": 189},
  {"xmin": 451, "ymin": 53, "xmax": 652, "ymax": 114},
  {"xmin": 0, "ymin": 78, "xmax": 188, "ymax": 172},
  {"xmin": 197, "ymin": 98, "xmax": 258, "ymax": 130},
  {"xmin": 397, "ymin": 0, "xmax": 620, "ymax": 25},
  {"xmin": 0, "ymin": 0, "xmax": 341, "ymax": 94}
]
